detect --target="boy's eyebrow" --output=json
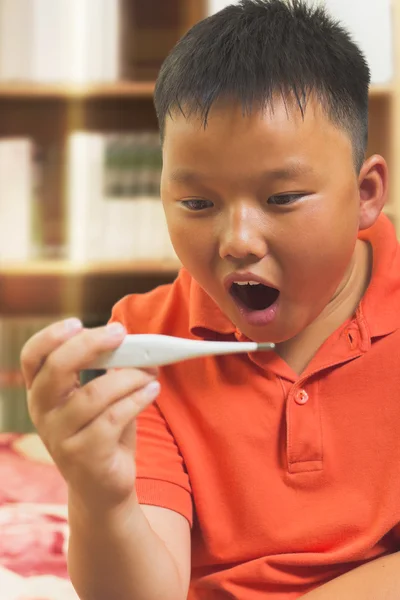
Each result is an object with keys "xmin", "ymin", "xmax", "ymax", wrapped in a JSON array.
[
  {"xmin": 264, "ymin": 164, "xmax": 316, "ymax": 181},
  {"xmin": 169, "ymin": 164, "xmax": 315, "ymax": 183}
]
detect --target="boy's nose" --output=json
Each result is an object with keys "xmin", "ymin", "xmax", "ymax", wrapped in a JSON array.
[{"xmin": 219, "ymin": 205, "xmax": 268, "ymax": 261}]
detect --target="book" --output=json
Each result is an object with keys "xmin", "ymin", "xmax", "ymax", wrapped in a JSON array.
[
  {"xmin": 0, "ymin": 0, "xmax": 32, "ymax": 82},
  {"xmin": 37, "ymin": 143, "xmax": 66, "ymax": 259},
  {"xmin": 0, "ymin": 138, "xmax": 35, "ymax": 262},
  {"xmin": 0, "ymin": 138, "xmax": 63, "ymax": 262},
  {"xmin": 67, "ymin": 131, "xmax": 177, "ymax": 262},
  {"xmin": 0, "ymin": 0, "xmax": 120, "ymax": 83},
  {"xmin": 67, "ymin": 132, "xmax": 108, "ymax": 262}
]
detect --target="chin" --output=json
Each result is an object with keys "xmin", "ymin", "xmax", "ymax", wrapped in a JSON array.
[
  {"xmin": 237, "ymin": 325, "xmax": 282, "ymax": 344},
  {"xmin": 234, "ymin": 313, "xmax": 304, "ymax": 345}
]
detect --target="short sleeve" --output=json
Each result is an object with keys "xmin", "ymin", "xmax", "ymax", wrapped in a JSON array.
[{"xmin": 135, "ymin": 401, "xmax": 193, "ymax": 526}]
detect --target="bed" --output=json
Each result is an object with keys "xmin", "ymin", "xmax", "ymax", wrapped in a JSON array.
[{"xmin": 0, "ymin": 432, "xmax": 79, "ymax": 599}]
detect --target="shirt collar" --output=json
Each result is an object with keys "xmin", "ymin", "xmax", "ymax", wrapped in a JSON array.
[
  {"xmin": 357, "ymin": 214, "xmax": 400, "ymax": 337},
  {"xmin": 188, "ymin": 213, "xmax": 400, "ymax": 341}
]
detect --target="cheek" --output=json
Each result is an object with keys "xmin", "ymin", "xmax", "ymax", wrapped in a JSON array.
[
  {"xmin": 164, "ymin": 210, "xmax": 215, "ymax": 269},
  {"xmin": 275, "ymin": 198, "xmax": 359, "ymax": 288}
]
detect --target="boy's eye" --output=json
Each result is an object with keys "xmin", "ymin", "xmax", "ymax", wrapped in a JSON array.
[
  {"xmin": 268, "ymin": 194, "xmax": 304, "ymax": 206},
  {"xmin": 182, "ymin": 199, "xmax": 214, "ymax": 211}
]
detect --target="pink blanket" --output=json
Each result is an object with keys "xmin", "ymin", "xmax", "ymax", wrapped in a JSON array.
[{"xmin": 0, "ymin": 433, "xmax": 78, "ymax": 600}]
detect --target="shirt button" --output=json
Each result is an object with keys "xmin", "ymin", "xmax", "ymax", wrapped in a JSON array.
[{"xmin": 295, "ymin": 389, "xmax": 309, "ymax": 405}]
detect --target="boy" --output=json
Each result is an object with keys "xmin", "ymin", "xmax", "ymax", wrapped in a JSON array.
[{"xmin": 20, "ymin": 1, "xmax": 400, "ymax": 598}]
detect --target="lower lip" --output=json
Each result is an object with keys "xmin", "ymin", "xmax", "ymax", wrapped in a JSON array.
[{"xmin": 232, "ymin": 294, "xmax": 279, "ymax": 326}]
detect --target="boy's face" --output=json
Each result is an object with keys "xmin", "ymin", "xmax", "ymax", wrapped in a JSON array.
[{"xmin": 161, "ymin": 97, "xmax": 372, "ymax": 343}]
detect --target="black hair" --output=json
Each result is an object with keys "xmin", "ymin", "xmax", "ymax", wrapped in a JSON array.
[{"xmin": 154, "ymin": 0, "xmax": 370, "ymax": 172}]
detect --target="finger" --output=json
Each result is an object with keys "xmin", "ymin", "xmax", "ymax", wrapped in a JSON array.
[
  {"xmin": 47, "ymin": 368, "xmax": 157, "ymax": 439},
  {"xmin": 61, "ymin": 379, "xmax": 161, "ymax": 455},
  {"xmin": 30, "ymin": 323, "xmax": 127, "ymax": 413},
  {"xmin": 20, "ymin": 318, "xmax": 83, "ymax": 389},
  {"xmin": 109, "ymin": 366, "xmax": 158, "ymax": 378}
]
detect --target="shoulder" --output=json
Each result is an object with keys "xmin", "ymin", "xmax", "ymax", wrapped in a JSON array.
[{"xmin": 110, "ymin": 268, "xmax": 192, "ymax": 336}]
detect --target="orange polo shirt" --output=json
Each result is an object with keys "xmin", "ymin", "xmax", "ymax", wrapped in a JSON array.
[{"xmin": 110, "ymin": 214, "xmax": 400, "ymax": 599}]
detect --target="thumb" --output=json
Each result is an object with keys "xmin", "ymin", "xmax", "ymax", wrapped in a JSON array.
[{"xmin": 120, "ymin": 417, "xmax": 136, "ymax": 452}]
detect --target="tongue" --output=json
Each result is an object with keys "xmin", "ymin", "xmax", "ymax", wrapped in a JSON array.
[{"xmin": 233, "ymin": 284, "xmax": 279, "ymax": 311}]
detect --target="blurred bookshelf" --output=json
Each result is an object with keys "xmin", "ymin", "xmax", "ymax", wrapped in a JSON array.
[
  {"xmin": 0, "ymin": 0, "xmax": 397, "ymax": 432},
  {"xmin": 0, "ymin": 0, "xmax": 205, "ymax": 321},
  {"xmin": 0, "ymin": 0, "xmax": 205, "ymax": 432},
  {"xmin": 369, "ymin": 84, "xmax": 393, "ymax": 98},
  {"xmin": 0, "ymin": 0, "xmax": 397, "ymax": 323}
]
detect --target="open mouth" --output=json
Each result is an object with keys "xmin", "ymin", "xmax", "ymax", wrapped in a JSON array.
[{"xmin": 230, "ymin": 282, "xmax": 280, "ymax": 311}]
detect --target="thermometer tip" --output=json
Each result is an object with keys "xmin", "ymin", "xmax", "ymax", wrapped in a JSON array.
[{"xmin": 255, "ymin": 342, "xmax": 275, "ymax": 351}]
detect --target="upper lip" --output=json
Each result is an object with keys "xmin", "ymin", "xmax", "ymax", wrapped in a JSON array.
[{"xmin": 223, "ymin": 271, "xmax": 278, "ymax": 291}]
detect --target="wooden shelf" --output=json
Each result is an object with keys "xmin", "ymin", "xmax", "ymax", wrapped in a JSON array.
[
  {"xmin": 0, "ymin": 81, "xmax": 155, "ymax": 99},
  {"xmin": 0, "ymin": 259, "xmax": 181, "ymax": 277},
  {"xmin": 369, "ymin": 84, "xmax": 393, "ymax": 98},
  {"xmin": 0, "ymin": 81, "xmax": 392, "ymax": 100}
]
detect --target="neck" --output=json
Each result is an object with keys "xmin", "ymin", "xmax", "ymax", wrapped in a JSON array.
[{"xmin": 275, "ymin": 240, "xmax": 372, "ymax": 376}]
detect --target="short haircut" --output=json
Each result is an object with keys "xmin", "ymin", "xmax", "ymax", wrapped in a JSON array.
[{"xmin": 154, "ymin": 0, "xmax": 370, "ymax": 172}]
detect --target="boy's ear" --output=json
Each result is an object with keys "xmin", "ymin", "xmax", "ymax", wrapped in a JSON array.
[{"xmin": 358, "ymin": 154, "xmax": 388, "ymax": 231}]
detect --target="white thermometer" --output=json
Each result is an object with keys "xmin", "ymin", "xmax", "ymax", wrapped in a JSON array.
[{"xmin": 87, "ymin": 334, "xmax": 275, "ymax": 369}]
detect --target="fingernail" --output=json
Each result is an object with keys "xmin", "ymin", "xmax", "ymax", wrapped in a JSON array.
[
  {"xmin": 143, "ymin": 380, "xmax": 161, "ymax": 401},
  {"xmin": 105, "ymin": 322, "xmax": 126, "ymax": 337},
  {"xmin": 64, "ymin": 317, "xmax": 82, "ymax": 333}
]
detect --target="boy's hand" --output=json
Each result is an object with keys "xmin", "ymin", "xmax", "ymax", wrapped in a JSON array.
[{"xmin": 20, "ymin": 318, "xmax": 161, "ymax": 512}]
